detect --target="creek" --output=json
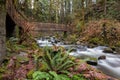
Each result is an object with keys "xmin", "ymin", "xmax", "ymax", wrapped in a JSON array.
[{"xmin": 36, "ymin": 37, "xmax": 120, "ymax": 79}]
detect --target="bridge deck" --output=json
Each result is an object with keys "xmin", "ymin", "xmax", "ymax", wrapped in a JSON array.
[{"xmin": 32, "ymin": 23, "xmax": 68, "ymax": 31}]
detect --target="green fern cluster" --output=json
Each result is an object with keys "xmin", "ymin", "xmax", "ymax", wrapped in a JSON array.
[
  {"xmin": 32, "ymin": 71, "xmax": 86, "ymax": 80},
  {"xmin": 6, "ymin": 37, "xmax": 27, "ymax": 52},
  {"xmin": 33, "ymin": 71, "xmax": 70, "ymax": 80},
  {"xmin": 42, "ymin": 47, "xmax": 76, "ymax": 73},
  {"xmin": 32, "ymin": 47, "xmax": 86, "ymax": 80}
]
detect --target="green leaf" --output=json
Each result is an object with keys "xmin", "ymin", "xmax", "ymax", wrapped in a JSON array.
[{"xmin": 32, "ymin": 71, "xmax": 51, "ymax": 80}]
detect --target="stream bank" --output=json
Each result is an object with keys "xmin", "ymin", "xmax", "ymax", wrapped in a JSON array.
[{"xmin": 37, "ymin": 36, "xmax": 120, "ymax": 79}]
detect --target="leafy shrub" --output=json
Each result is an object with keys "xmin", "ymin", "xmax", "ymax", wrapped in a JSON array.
[
  {"xmin": 66, "ymin": 34, "xmax": 77, "ymax": 44},
  {"xmin": 32, "ymin": 71, "xmax": 87, "ymax": 80},
  {"xmin": 72, "ymin": 74, "xmax": 86, "ymax": 80},
  {"xmin": 6, "ymin": 37, "xmax": 27, "ymax": 52},
  {"xmin": 89, "ymin": 37, "xmax": 104, "ymax": 45},
  {"xmin": 32, "ymin": 71, "xmax": 70, "ymax": 80},
  {"xmin": 41, "ymin": 47, "xmax": 76, "ymax": 73},
  {"xmin": 32, "ymin": 71, "xmax": 52, "ymax": 80}
]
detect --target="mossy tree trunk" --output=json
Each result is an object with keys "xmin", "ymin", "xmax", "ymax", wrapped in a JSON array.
[{"xmin": 0, "ymin": 3, "xmax": 6, "ymax": 62}]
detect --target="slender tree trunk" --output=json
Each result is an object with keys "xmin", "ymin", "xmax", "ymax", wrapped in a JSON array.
[
  {"xmin": 49, "ymin": 0, "xmax": 52, "ymax": 22},
  {"xmin": 104, "ymin": 0, "xmax": 107, "ymax": 16},
  {"xmin": 81, "ymin": 0, "xmax": 85, "ymax": 30},
  {"xmin": 60, "ymin": 0, "xmax": 64, "ymax": 23}
]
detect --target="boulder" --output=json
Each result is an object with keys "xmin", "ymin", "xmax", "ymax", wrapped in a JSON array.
[
  {"xmin": 16, "ymin": 52, "xmax": 29, "ymax": 64},
  {"xmin": 98, "ymin": 55, "xmax": 106, "ymax": 60},
  {"xmin": 69, "ymin": 48, "xmax": 77, "ymax": 52},
  {"xmin": 86, "ymin": 61, "xmax": 97, "ymax": 66},
  {"xmin": 76, "ymin": 41, "xmax": 81, "ymax": 45},
  {"xmin": 87, "ymin": 44, "xmax": 97, "ymax": 48},
  {"xmin": 115, "ymin": 47, "xmax": 120, "ymax": 54},
  {"xmin": 103, "ymin": 48, "xmax": 113, "ymax": 53}
]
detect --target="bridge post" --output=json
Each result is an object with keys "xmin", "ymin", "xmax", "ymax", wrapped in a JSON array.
[
  {"xmin": 63, "ymin": 31, "xmax": 67, "ymax": 38},
  {"xmin": 0, "ymin": 3, "xmax": 6, "ymax": 62}
]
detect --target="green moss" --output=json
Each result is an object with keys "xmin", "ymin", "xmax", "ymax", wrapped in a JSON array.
[
  {"xmin": 68, "ymin": 34, "xmax": 77, "ymax": 44},
  {"xmin": 0, "ymin": 74, "xmax": 3, "ymax": 80},
  {"xmin": 0, "ymin": 68, "xmax": 5, "ymax": 73},
  {"xmin": 89, "ymin": 37, "xmax": 104, "ymax": 45},
  {"xmin": 116, "ymin": 41, "xmax": 120, "ymax": 47},
  {"xmin": 0, "ymin": 67, "xmax": 6, "ymax": 80},
  {"xmin": 27, "ymin": 69, "xmax": 34, "ymax": 79}
]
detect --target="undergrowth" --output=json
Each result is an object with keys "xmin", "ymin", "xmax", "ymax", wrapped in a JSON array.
[{"xmin": 0, "ymin": 37, "xmax": 114, "ymax": 80}]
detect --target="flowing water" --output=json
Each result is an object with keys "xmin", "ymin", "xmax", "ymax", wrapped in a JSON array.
[{"xmin": 36, "ymin": 37, "xmax": 120, "ymax": 79}]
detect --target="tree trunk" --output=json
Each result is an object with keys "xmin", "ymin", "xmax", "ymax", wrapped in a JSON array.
[
  {"xmin": 104, "ymin": 0, "xmax": 107, "ymax": 16},
  {"xmin": 0, "ymin": 4, "xmax": 6, "ymax": 62},
  {"xmin": 81, "ymin": 0, "xmax": 85, "ymax": 31}
]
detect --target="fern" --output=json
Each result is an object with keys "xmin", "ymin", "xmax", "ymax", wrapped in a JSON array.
[
  {"xmin": 32, "ymin": 71, "xmax": 70, "ymax": 80},
  {"xmin": 72, "ymin": 74, "xmax": 87, "ymax": 80},
  {"xmin": 42, "ymin": 47, "xmax": 76, "ymax": 73},
  {"xmin": 32, "ymin": 71, "xmax": 52, "ymax": 80}
]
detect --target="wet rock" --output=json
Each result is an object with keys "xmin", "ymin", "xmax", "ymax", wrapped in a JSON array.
[
  {"xmin": 98, "ymin": 55, "xmax": 106, "ymax": 60},
  {"xmin": 69, "ymin": 48, "xmax": 77, "ymax": 52},
  {"xmin": 76, "ymin": 41, "xmax": 81, "ymax": 45},
  {"xmin": 103, "ymin": 48, "xmax": 114, "ymax": 53},
  {"xmin": 87, "ymin": 44, "xmax": 97, "ymax": 48},
  {"xmin": 16, "ymin": 52, "xmax": 29, "ymax": 64},
  {"xmin": 115, "ymin": 47, "xmax": 120, "ymax": 54},
  {"xmin": 19, "ymin": 52, "xmax": 28, "ymax": 56},
  {"xmin": 110, "ymin": 46, "xmax": 116, "ymax": 51},
  {"xmin": 86, "ymin": 61, "xmax": 97, "ymax": 66},
  {"xmin": 64, "ymin": 41, "xmax": 71, "ymax": 45},
  {"xmin": 77, "ymin": 46, "xmax": 87, "ymax": 51}
]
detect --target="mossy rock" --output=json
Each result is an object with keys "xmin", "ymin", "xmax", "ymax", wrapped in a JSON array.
[
  {"xmin": 110, "ymin": 46, "xmax": 116, "ymax": 51},
  {"xmin": 83, "ymin": 57, "xmax": 97, "ymax": 62},
  {"xmin": 87, "ymin": 44, "xmax": 97, "ymax": 48},
  {"xmin": 115, "ymin": 47, "xmax": 120, "ymax": 54},
  {"xmin": 103, "ymin": 48, "xmax": 113, "ymax": 53},
  {"xmin": 16, "ymin": 53, "xmax": 29, "ymax": 63}
]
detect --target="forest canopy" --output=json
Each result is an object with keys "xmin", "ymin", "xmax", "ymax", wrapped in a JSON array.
[{"xmin": 14, "ymin": 0, "xmax": 120, "ymax": 24}]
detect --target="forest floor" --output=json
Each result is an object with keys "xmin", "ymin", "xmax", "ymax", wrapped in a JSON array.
[{"xmin": 0, "ymin": 36, "xmax": 118, "ymax": 80}]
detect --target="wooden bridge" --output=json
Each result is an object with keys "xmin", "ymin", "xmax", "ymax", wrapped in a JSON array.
[
  {"xmin": 6, "ymin": 0, "xmax": 70, "ymax": 36},
  {"xmin": 33, "ymin": 23, "xmax": 67, "ymax": 31}
]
